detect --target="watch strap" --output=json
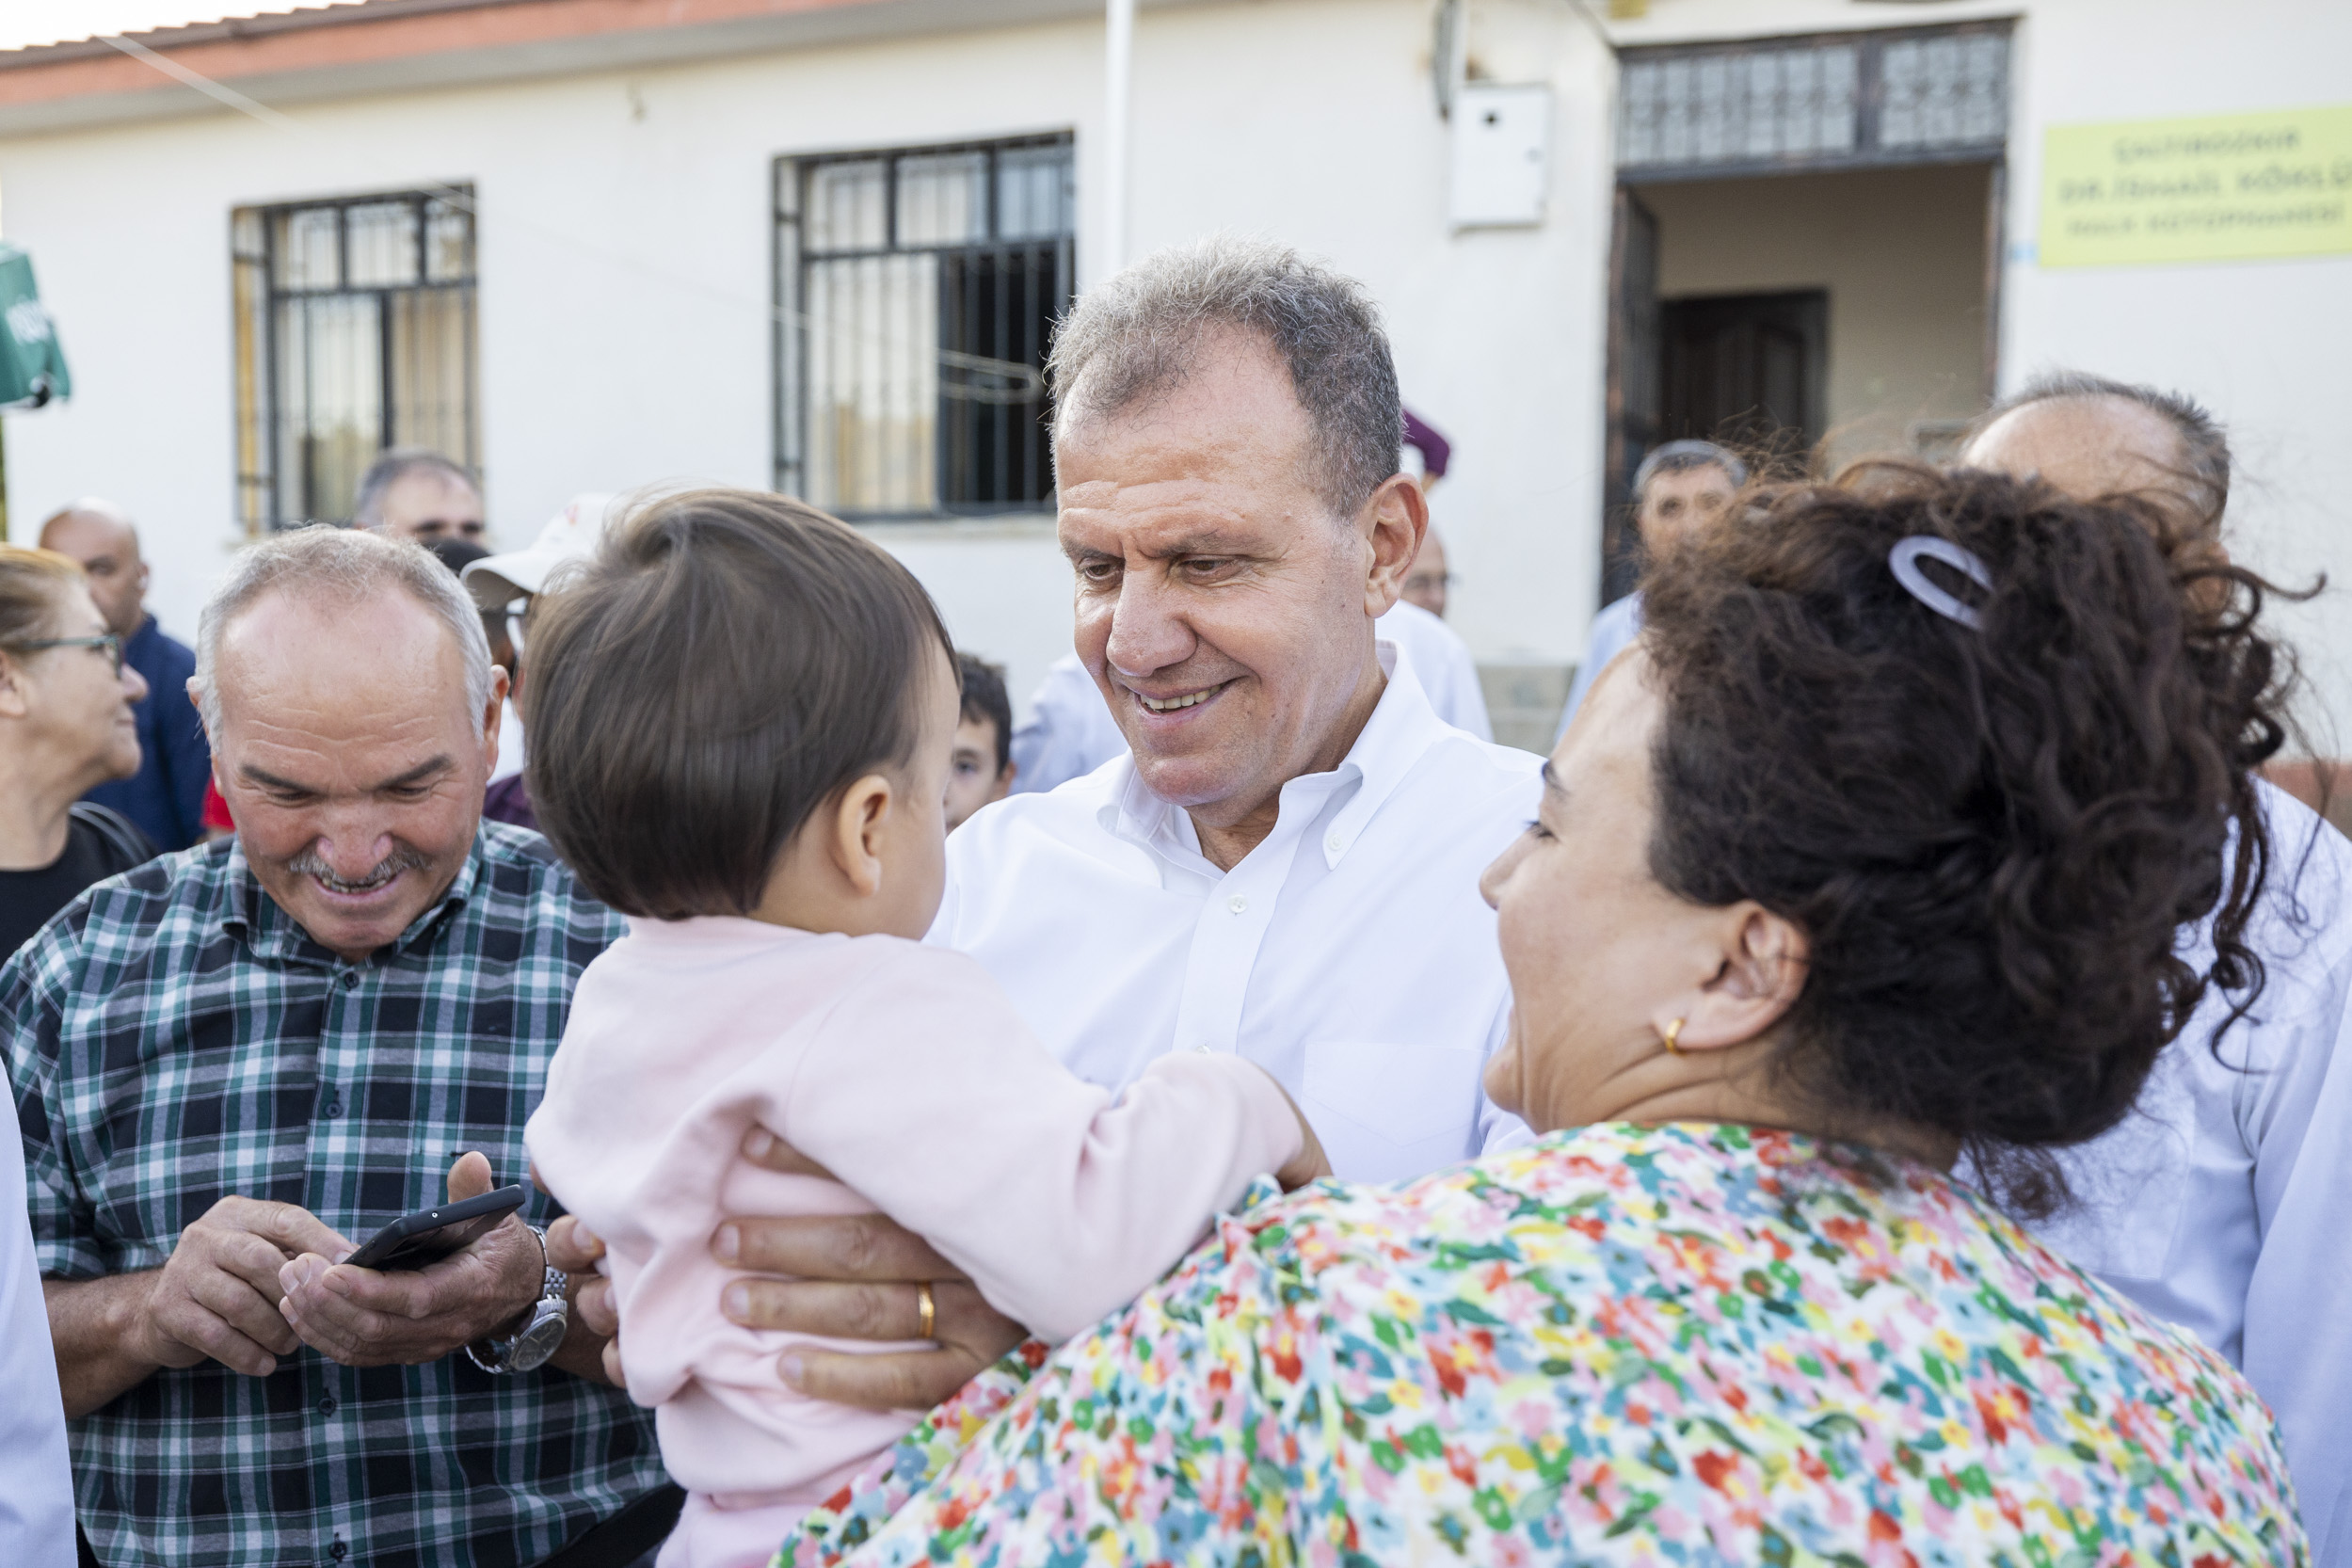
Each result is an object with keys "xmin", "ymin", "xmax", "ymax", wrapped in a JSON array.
[{"xmin": 465, "ymin": 1224, "xmax": 568, "ymax": 1374}]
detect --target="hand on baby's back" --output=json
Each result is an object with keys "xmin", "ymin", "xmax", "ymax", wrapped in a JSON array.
[{"xmin": 583, "ymin": 1111, "xmax": 1320, "ymax": 1413}]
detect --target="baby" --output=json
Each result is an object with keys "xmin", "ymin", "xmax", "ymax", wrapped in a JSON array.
[{"xmin": 520, "ymin": 490, "xmax": 1326, "ymax": 1568}]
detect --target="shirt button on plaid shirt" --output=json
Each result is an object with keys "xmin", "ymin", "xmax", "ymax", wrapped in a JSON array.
[{"xmin": 1, "ymin": 824, "xmax": 666, "ymax": 1568}]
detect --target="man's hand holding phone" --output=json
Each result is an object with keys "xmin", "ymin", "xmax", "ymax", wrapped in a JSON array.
[
  {"xmin": 278, "ymin": 1152, "xmax": 547, "ymax": 1368},
  {"xmin": 123, "ymin": 1197, "xmax": 355, "ymax": 1382}
]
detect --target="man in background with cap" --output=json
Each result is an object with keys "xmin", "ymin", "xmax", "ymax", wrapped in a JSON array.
[{"xmin": 461, "ymin": 496, "xmax": 616, "ymax": 833}]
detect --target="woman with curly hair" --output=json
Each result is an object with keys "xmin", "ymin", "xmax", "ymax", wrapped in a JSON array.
[{"xmin": 782, "ymin": 464, "xmax": 2306, "ymax": 1566}]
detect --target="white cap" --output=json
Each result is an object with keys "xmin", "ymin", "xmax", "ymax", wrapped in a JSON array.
[{"xmin": 461, "ymin": 494, "xmax": 619, "ymax": 612}]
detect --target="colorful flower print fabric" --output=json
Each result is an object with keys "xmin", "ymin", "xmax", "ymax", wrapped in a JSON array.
[{"xmin": 783, "ymin": 1121, "xmax": 2304, "ymax": 1568}]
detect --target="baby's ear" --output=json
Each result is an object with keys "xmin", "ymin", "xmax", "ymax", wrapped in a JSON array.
[{"xmin": 826, "ymin": 773, "xmax": 895, "ymax": 899}]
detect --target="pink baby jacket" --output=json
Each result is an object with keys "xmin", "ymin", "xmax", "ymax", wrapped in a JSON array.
[{"xmin": 524, "ymin": 916, "xmax": 1301, "ymax": 1506}]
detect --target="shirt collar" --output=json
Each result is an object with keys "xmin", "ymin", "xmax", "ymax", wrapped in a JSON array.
[
  {"xmin": 1104, "ymin": 637, "xmax": 1452, "ymax": 875},
  {"xmin": 220, "ymin": 829, "xmax": 487, "ymax": 968}
]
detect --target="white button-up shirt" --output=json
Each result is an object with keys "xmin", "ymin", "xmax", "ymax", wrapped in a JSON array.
[
  {"xmin": 936, "ymin": 645, "xmax": 1540, "ymax": 1183},
  {"xmin": 2033, "ymin": 783, "xmax": 2352, "ymax": 1560},
  {"xmin": 0, "ymin": 1086, "xmax": 72, "ymax": 1565}
]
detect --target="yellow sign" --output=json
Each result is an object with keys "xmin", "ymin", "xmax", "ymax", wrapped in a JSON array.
[{"xmin": 2040, "ymin": 105, "xmax": 2352, "ymax": 268}]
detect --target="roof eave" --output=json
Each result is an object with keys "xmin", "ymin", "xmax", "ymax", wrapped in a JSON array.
[{"xmin": 0, "ymin": 0, "xmax": 1130, "ymax": 140}]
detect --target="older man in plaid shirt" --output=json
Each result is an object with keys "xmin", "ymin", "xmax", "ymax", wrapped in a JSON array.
[{"xmin": 3, "ymin": 528, "xmax": 674, "ymax": 1568}]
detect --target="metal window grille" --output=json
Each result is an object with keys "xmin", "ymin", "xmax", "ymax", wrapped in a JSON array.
[
  {"xmin": 775, "ymin": 136, "xmax": 1075, "ymax": 518},
  {"xmin": 231, "ymin": 188, "xmax": 479, "ymax": 532},
  {"xmin": 1617, "ymin": 23, "xmax": 2008, "ymax": 182}
]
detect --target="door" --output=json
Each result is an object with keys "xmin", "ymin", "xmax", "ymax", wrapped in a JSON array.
[
  {"xmin": 1601, "ymin": 186, "xmax": 1660, "ymax": 604},
  {"xmin": 1658, "ymin": 290, "xmax": 1828, "ymax": 463}
]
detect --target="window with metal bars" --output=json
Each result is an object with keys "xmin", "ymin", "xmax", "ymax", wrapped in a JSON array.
[
  {"xmin": 1616, "ymin": 23, "xmax": 2008, "ymax": 183},
  {"xmin": 775, "ymin": 136, "xmax": 1075, "ymax": 519},
  {"xmin": 231, "ymin": 188, "xmax": 480, "ymax": 533}
]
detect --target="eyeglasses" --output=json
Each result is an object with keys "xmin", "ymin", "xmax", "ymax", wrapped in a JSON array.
[{"xmin": 11, "ymin": 634, "xmax": 126, "ymax": 676}]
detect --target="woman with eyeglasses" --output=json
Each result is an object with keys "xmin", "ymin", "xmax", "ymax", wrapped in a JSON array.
[{"xmin": 0, "ymin": 544, "xmax": 157, "ymax": 959}]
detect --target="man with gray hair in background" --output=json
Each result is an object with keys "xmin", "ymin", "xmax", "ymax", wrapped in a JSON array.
[
  {"xmin": 2, "ymin": 526, "xmax": 678, "ymax": 1566},
  {"xmin": 583, "ymin": 237, "xmax": 1545, "ymax": 1415},
  {"xmin": 1554, "ymin": 438, "xmax": 1746, "ymax": 741},
  {"xmin": 354, "ymin": 447, "xmax": 487, "ymax": 544}
]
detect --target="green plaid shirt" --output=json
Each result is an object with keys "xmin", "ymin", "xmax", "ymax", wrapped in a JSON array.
[{"xmin": 3, "ymin": 824, "xmax": 666, "ymax": 1568}]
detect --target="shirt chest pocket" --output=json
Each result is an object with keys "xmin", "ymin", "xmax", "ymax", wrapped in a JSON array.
[{"xmin": 1299, "ymin": 1039, "xmax": 1487, "ymax": 1186}]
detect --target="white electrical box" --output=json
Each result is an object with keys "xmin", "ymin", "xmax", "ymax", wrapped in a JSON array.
[{"xmin": 1449, "ymin": 84, "xmax": 1552, "ymax": 229}]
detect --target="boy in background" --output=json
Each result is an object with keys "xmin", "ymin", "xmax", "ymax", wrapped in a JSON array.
[{"xmin": 946, "ymin": 653, "xmax": 1016, "ymax": 831}]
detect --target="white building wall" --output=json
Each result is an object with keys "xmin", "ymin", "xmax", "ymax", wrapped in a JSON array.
[
  {"xmin": 0, "ymin": 0, "xmax": 2344, "ymax": 738},
  {"xmin": 1993, "ymin": 0, "xmax": 2352, "ymax": 750},
  {"xmin": 0, "ymin": 0, "xmax": 1614, "ymax": 722}
]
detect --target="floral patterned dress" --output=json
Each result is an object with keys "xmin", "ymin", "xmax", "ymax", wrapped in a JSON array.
[{"xmin": 781, "ymin": 1122, "xmax": 2304, "ymax": 1567}]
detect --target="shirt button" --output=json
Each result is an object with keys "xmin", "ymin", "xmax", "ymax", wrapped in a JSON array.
[
  {"xmin": 339, "ymin": 971, "xmax": 360, "ymax": 989},
  {"xmin": 1226, "ymin": 893, "xmax": 1248, "ymax": 915},
  {"xmin": 1326, "ymin": 832, "xmax": 1345, "ymax": 855},
  {"xmin": 323, "ymin": 1094, "xmax": 344, "ymax": 1119},
  {"xmin": 329, "ymin": 1542, "xmax": 349, "ymax": 1560},
  {"xmin": 1194, "ymin": 1044, "xmax": 1211, "ymax": 1054},
  {"xmin": 317, "ymin": 1395, "xmax": 337, "ymax": 1415}
]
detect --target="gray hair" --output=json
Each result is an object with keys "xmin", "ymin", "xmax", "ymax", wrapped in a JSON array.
[
  {"xmin": 192, "ymin": 525, "xmax": 495, "ymax": 737},
  {"xmin": 352, "ymin": 447, "xmax": 478, "ymax": 527},
  {"xmin": 1973, "ymin": 370, "xmax": 2231, "ymax": 522},
  {"xmin": 1048, "ymin": 235, "xmax": 1400, "ymax": 519},
  {"xmin": 1633, "ymin": 440, "xmax": 1747, "ymax": 502}
]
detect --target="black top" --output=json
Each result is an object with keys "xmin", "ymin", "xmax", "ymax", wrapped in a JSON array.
[{"xmin": 0, "ymin": 803, "xmax": 154, "ymax": 961}]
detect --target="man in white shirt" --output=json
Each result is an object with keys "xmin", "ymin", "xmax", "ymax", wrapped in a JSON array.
[
  {"xmin": 944, "ymin": 235, "xmax": 1534, "ymax": 1182},
  {"xmin": 1961, "ymin": 372, "xmax": 2352, "ymax": 1561},
  {"xmin": 557, "ymin": 236, "xmax": 1542, "ymax": 1413}
]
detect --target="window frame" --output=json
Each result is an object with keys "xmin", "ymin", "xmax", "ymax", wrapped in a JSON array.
[
  {"xmin": 230, "ymin": 185, "xmax": 481, "ymax": 534},
  {"xmin": 773, "ymin": 133, "xmax": 1077, "ymax": 520},
  {"xmin": 1616, "ymin": 21, "xmax": 2012, "ymax": 185}
]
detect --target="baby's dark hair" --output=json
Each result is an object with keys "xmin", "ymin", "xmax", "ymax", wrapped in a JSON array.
[
  {"xmin": 521, "ymin": 488, "xmax": 952, "ymax": 920},
  {"xmin": 1639, "ymin": 462, "xmax": 2294, "ymax": 1214},
  {"xmin": 956, "ymin": 652, "xmax": 1013, "ymax": 777}
]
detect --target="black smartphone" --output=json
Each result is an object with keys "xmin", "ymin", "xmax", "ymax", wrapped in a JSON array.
[{"xmin": 344, "ymin": 1185, "xmax": 528, "ymax": 1272}]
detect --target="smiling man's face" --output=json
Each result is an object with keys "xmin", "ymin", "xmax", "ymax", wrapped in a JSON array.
[
  {"xmin": 1054, "ymin": 328, "xmax": 1412, "ymax": 837},
  {"xmin": 209, "ymin": 587, "xmax": 503, "ymax": 961}
]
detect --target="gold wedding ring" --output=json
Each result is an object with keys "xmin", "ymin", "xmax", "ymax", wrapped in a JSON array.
[{"xmin": 916, "ymin": 1280, "xmax": 936, "ymax": 1340}]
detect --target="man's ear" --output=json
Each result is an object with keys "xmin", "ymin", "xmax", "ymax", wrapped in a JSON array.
[
  {"xmin": 477, "ymin": 666, "xmax": 510, "ymax": 776},
  {"xmin": 826, "ymin": 774, "xmax": 896, "ymax": 900},
  {"xmin": 1655, "ymin": 904, "xmax": 1810, "ymax": 1053},
  {"xmin": 185, "ymin": 676, "xmax": 213, "ymax": 739},
  {"xmin": 1361, "ymin": 473, "xmax": 1428, "ymax": 619},
  {"xmin": 0, "ymin": 653, "xmax": 29, "ymax": 720}
]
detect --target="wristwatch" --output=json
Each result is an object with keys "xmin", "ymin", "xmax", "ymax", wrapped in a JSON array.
[{"xmin": 466, "ymin": 1224, "xmax": 568, "ymax": 1375}]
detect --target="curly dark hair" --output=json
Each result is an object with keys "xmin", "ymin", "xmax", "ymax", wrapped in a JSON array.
[{"xmin": 1638, "ymin": 463, "xmax": 2295, "ymax": 1213}]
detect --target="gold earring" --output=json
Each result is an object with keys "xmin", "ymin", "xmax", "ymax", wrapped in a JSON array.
[{"xmin": 1662, "ymin": 1017, "xmax": 1686, "ymax": 1056}]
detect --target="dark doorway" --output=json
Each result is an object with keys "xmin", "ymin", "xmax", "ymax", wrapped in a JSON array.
[
  {"xmin": 1658, "ymin": 290, "xmax": 1827, "ymax": 460},
  {"xmin": 1600, "ymin": 188, "xmax": 1660, "ymax": 603}
]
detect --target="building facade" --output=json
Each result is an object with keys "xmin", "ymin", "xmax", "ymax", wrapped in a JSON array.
[{"xmin": 0, "ymin": 0, "xmax": 2344, "ymax": 749}]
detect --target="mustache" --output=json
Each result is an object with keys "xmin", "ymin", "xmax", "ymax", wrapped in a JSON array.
[{"xmin": 286, "ymin": 843, "xmax": 434, "ymax": 895}]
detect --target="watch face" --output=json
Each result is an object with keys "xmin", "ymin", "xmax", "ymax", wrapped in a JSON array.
[{"xmin": 509, "ymin": 1304, "xmax": 569, "ymax": 1372}]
